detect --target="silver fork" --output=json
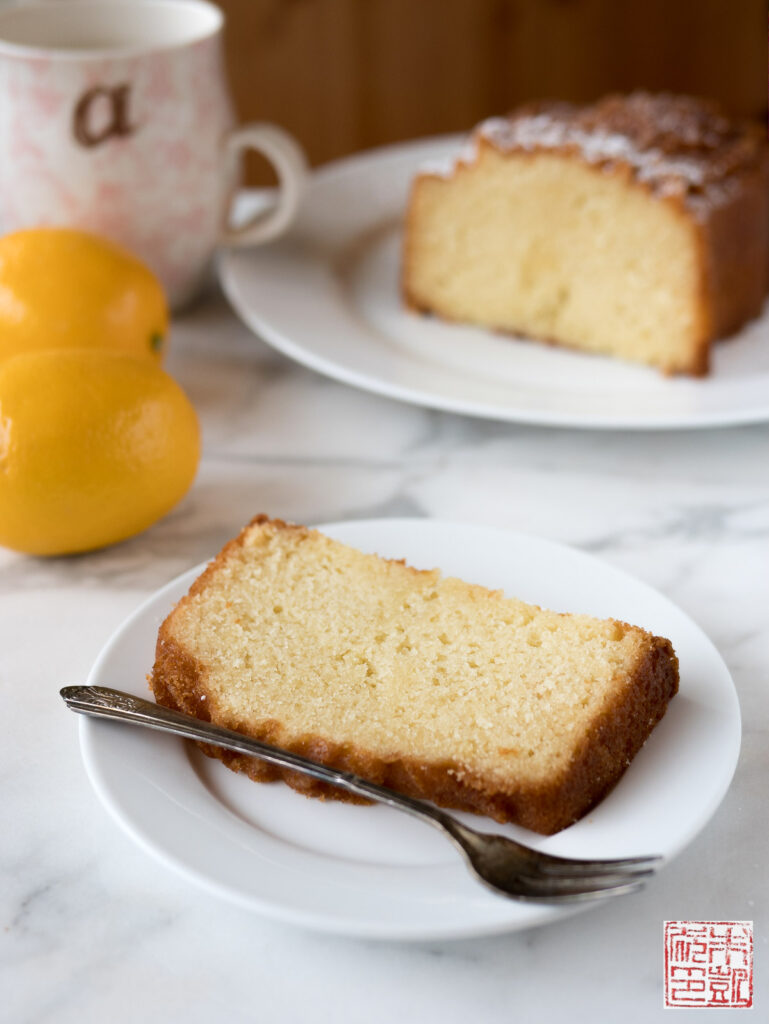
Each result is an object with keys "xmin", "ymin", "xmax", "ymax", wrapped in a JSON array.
[{"xmin": 61, "ymin": 685, "xmax": 661, "ymax": 902}]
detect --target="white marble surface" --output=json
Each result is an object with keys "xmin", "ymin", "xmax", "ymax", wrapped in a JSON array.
[{"xmin": 2, "ymin": 285, "xmax": 767, "ymax": 1022}]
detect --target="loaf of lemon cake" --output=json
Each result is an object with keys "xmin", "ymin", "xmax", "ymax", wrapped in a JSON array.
[
  {"xmin": 403, "ymin": 92, "xmax": 769, "ymax": 375},
  {"xmin": 151, "ymin": 516, "xmax": 679, "ymax": 834}
]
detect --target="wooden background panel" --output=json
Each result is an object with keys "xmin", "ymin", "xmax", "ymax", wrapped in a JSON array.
[{"xmin": 219, "ymin": 0, "xmax": 766, "ymax": 182}]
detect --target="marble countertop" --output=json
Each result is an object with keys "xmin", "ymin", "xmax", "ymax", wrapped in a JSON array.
[{"xmin": 3, "ymin": 286, "xmax": 767, "ymax": 1023}]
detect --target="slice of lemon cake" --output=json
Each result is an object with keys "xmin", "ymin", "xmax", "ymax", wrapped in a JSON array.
[
  {"xmin": 151, "ymin": 516, "xmax": 679, "ymax": 834},
  {"xmin": 403, "ymin": 92, "xmax": 769, "ymax": 375}
]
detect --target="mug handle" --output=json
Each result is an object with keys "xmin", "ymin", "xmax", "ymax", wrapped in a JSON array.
[{"xmin": 220, "ymin": 123, "xmax": 308, "ymax": 247}]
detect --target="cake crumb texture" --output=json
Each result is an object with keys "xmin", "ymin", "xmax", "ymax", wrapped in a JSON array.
[
  {"xmin": 151, "ymin": 516, "xmax": 679, "ymax": 834},
  {"xmin": 403, "ymin": 92, "xmax": 769, "ymax": 376}
]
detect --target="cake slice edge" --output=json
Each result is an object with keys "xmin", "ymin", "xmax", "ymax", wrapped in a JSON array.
[{"xmin": 150, "ymin": 515, "xmax": 679, "ymax": 835}]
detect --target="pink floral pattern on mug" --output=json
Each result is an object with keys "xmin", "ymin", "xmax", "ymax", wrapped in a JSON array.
[{"xmin": 0, "ymin": 1, "xmax": 307, "ymax": 308}]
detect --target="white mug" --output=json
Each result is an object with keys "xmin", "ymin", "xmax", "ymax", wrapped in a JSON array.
[{"xmin": 0, "ymin": 0, "xmax": 307, "ymax": 308}]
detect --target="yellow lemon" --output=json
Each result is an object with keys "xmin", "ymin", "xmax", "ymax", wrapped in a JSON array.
[
  {"xmin": 0, "ymin": 349, "xmax": 200, "ymax": 555},
  {"xmin": 0, "ymin": 228, "xmax": 168, "ymax": 364}
]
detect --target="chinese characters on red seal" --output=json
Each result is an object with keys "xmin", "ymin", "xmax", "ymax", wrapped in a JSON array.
[{"xmin": 664, "ymin": 921, "xmax": 753, "ymax": 1008}]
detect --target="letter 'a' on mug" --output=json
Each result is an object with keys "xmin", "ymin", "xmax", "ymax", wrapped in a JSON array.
[
  {"xmin": 0, "ymin": 0, "xmax": 308, "ymax": 309},
  {"xmin": 73, "ymin": 84, "xmax": 137, "ymax": 148}
]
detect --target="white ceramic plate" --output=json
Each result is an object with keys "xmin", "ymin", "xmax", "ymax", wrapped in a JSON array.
[
  {"xmin": 81, "ymin": 519, "xmax": 740, "ymax": 940},
  {"xmin": 219, "ymin": 137, "xmax": 769, "ymax": 430}
]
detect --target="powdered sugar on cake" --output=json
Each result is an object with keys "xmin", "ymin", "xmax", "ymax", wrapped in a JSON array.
[
  {"xmin": 478, "ymin": 113, "xmax": 709, "ymax": 195},
  {"xmin": 419, "ymin": 93, "xmax": 764, "ymax": 208},
  {"xmin": 419, "ymin": 137, "xmax": 480, "ymax": 179}
]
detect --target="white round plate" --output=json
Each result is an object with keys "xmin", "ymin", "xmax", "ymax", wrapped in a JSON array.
[
  {"xmin": 219, "ymin": 138, "xmax": 769, "ymax": 430},
  {"xmin": 81, "ymin": 519, "xmax": 740, "ymax": 940}
]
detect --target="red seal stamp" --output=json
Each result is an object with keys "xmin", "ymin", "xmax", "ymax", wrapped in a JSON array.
[{"xmin": 664, "ymin": 921, "xmax": 753, "ymax": 1008}]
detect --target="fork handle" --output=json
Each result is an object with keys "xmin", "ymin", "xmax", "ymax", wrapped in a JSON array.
[{"xmin": 61, "ymin": 685, "xmax": 465, "ymax": 838}]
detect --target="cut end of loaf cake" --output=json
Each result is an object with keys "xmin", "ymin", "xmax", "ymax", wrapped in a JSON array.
[
  {"xmin": 405, "ymin": 146, "xmax": 709, "ymax": 373},
  {"xmin": 403, "ymin": 93, "xmax": 769, "ymax": 376},
  {"xmin": 151, "ymin": 516, "xmax": 679, "ymax": 834}
]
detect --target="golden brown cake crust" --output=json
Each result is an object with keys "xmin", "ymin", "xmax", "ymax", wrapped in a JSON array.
[
  {"xmin": 403, "ymin": 92, "xmax": 769, "ymax": 376},
  {"xmin": 150, "ymin": 515, "xmax": 679, "ymax": 835},
  {"xmin": 448, "ymin": 93, "xmax": 767, "ymax": 211}
]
